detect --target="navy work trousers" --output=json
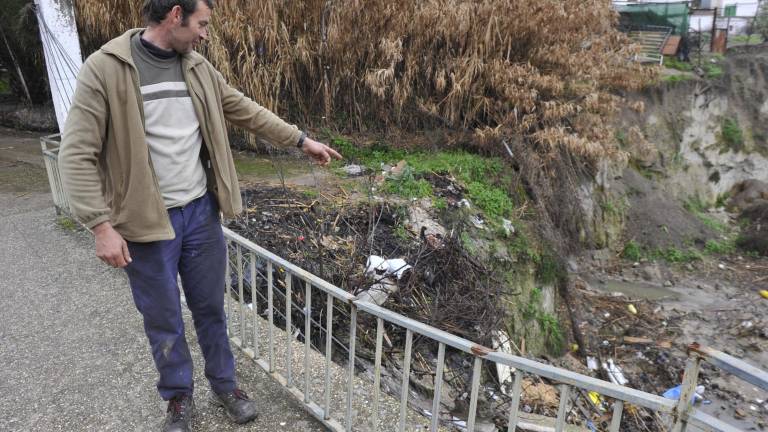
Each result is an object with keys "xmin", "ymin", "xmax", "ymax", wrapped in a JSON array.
[{"xmin": 124, "ymin": 191, "xmax": 236, "ymax": 400}]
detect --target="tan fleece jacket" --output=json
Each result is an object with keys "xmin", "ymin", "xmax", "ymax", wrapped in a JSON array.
[{"xmin": 59, "ymin": 29, "xmax": 302, "ymax": 242}]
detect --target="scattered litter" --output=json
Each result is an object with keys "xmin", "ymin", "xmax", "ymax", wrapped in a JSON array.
[
  {"xmin": 587, "ymin": 391, "xmax": 605, "ymax": 410},
  {"xmin": 718, "ymin": 263, "xmax": 726, "ymax": 270},
  {"xmin": 341, "ymin": 164, "xmax": 364, "ymax": 176},
  {"xmin": 603, "ymin": 312, "xmax": 611, "ymax": 318},
  {"xmin": 662, "ymin": 385, "xmax": 705, "ymax": 403},
  {"xmin": 627, "ymin": 304, "xmax": 638, "ymax": 315},
  {"xmin": 458, "ymin": 198, "xmax": 471, "ymax": 208},
  {"xmin": 469, "ymin": 215, "xmax": 485, "ymax": 229},
  {"xmin": 603, "ymin": 359, "xmax": 628, "ymax": 385},
  {"xmin": 741, "ymin": 320, "xmax": 754, "ymax": 329},
  {"xmin": 586, "ymin": 356, "xmax": 599, "ymax": 371},
  {"xmin": 492, "ymin": 331, "xmax": 516, "ymax": 393},
  {"xmin": 365, "ymin": 255, "xmax": 412, "ymax": 279},
  {"xmin": 760, "ymin": 290, "xmax": 768, "ymax": 299},
  {"xmin": 502, "ymin": 218, "xmax": 516, "ymax": 237},
  {"xmin": 623, "ymin": 336, "xmax": 653, "ymax": 345},
  {"xmin": 356, "ymin": 278, "xmax": 399, "ymax": 305},
  {"xmin": 390, "ymin": 160, "xmax": 408, "ymax": 178}
]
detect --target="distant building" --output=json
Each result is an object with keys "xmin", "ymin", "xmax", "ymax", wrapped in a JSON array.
[{"xmin": 613, "ymin": 0, "xmax": 761, "ymax": 35}]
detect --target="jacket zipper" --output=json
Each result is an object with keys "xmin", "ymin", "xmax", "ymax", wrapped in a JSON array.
[{"xmin": 185, "ymin": 69, "xmax": 226, "ymax": 199}]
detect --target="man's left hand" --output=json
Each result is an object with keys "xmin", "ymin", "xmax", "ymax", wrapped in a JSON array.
[{"xmin": 302, "ymin": 138, "xmax": 343, "ymax": 166}]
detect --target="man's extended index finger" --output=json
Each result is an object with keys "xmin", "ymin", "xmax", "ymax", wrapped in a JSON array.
[{"xmin": 327, "ymin": 146, "xmax": 343, "ymax": 160}]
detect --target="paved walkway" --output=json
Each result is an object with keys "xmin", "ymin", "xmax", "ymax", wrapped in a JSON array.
[{"xmin": 0, "ymin": 129, "xmax": 324, "ymax": 431}]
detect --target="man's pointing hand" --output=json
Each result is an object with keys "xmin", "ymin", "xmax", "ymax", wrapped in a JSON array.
[{"xmin": 301, "ymin": 137, "xmax": 343, "ymax": 166}]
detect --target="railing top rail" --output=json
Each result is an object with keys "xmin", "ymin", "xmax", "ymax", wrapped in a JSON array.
[
  {"xmin": 689, "ymin": 343, "xmax": 768, "ymax": 392},
  {"xmin": 222, "ymin": 226, "xmax": 356, "ymax": 303}
]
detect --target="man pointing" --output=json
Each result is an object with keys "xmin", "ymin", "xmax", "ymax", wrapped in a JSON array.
[{"xmin": 59, "ymin": 1, "xmax": 341, "ymax": 430}]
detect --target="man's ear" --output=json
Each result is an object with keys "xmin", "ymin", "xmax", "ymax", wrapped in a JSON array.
[{"xmin": 170, "ymin": 5, "xmax": 182, "ymax": 23}]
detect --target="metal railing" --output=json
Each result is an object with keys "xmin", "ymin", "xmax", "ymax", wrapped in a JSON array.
[
  {"xmin": 40, "ymin": 134, "xmax": 70, "ymax": 215},
  {"xmin": 222, "ymin": 227, "xmax": 762, "ymax": 432},
  {"xmin": 41, "ymin": 133, "xmax": 764, "ymax": 432}
]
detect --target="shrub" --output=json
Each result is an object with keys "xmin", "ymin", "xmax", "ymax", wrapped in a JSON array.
[{"xmin": 721, "ymin": 117, "xmax": 744, "ymax": 150}]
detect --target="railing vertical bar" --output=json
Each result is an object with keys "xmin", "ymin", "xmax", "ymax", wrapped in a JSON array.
[
  {"xmin": 225, "ymin": 240, "xmax": 232, "ymax": 335},
  {"xmin": 323, "ymin": 292, "xmax": 333, "ymax": 419},
  {"xmin": 304, "ymin": 280, "xmax": 312, "ymax": 403},
  {"xmin": 371, "ymin": 317, "xmax": 384, "ymax": 432},
  {"xmin": 237, "ymin": 244, "xmax": 245, "ymax": 345},
  {"xmin": 398, "ymin": 329, "xmax": 413, "ymax": 432},
  {"xmin": 506, "ymin": 370, "xmax": 524, "ymax": 432},
  {"xmin": 51, "ymin": 158, "xmax": 63, "ymax": 209},
  {"xmin": 285, "ymin": 274, "xmax": 293, "ymax": 387},
  {"xmin": 430, "ymin": 343, "xmax": 446, "ymax": 432},
  {"xmin": 249, "ymin": 252, "xmax": 259, "ymax": 358},
  {"xmin": 466, "ymin": 357, "xmax": 483, "ymax": 431},
  {"xmin": 671, "ymin": 355, "xmax": 702, "ymax": 432},
  {"xmin": 40, "ymin": 140, "xmax": 58, "ymax": 210},
  {"xmin": 609, "ymin": 400, "xmax": 624, "ymax": 432},
  {"xmin": 267, "ymin": 261, "xmax": 275, "ymax": 373},
  {"xmin": 345, "ymin": 305, "xmax": 357, "ymax": 432},
  {"xmin": 555, "ymin": 384, "xmax": 570, "ymax": 432}
]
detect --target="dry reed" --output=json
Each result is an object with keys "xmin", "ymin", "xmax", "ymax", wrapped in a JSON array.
[{"xmin": 73, "ymin": 0, "xmax": 655, "ymax": 159}]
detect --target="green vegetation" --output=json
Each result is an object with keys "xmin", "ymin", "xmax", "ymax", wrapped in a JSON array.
[
  {"xmin": 664, "ymin": 56, "xmax": 694, "ymax": 72},
  {"xmin": 720, "ymin": 117, "xmax": 744, "ymax": 150},
  {"xmin": 622, "ymin": 240, "xmax": 642, "ymax": 261},
  {"xmin": 0, "ymin": 76, "xmax": 9, "ymax": 94},
  {"xmin": 684, "ymin": 196, "xmax": 728, "ymax": 233},
  {"xmin": 57, "ymin": 216, "xmax": 78, "ymax": 231},
  {"xmin": 615, "ymin": 129, "xmax": 627, "ymax": 146},
  {"xmin": 662, "ymin": 74, "xmax": 692, "ymax": 84},
  {"xmin": 536, "ymin": 253, "xmax": 563, "ymax": 285},
  {"xmin": 394, "ymin": 223, "xmax": 411, "ymax": 242},
  {"xmin": 730, "ymin": 34, "xmax": 762, "ymax": 44},
  {"xmin": 704, "ymin": 63, "xmax": 724, "ymax": 79},
  {"xmin": 656, "ymin": 247, "xmax": 703, "ymax": 263},
  {"xmin": 384, "ymin": 170, "xmax": 433, "ymax": 199},
  {"xmin": 537, "ymin": 312, "xmax": 565, "ymax": 354},
  {"xmin": 331, "ymin": 136, "xmax": 515, "ymax": 220},
  {"xmin": 465, "ymin": 182, "xmax": 514, "ymax": 220},
  {"xmin": 522, "ymin": 287, "xmax": 564, "ymax": 353},
  {"xmin": 705, "ymin": 239, "xmax": 736, "ymax": 254},
  {"xmin": 715, "ymin": 192, "xmax": 730, "ymax": 209}
]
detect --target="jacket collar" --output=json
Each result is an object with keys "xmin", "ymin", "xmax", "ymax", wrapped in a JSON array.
[{"xmin": 100, "ymin": 28, "xmax": 206, "ymax": 70}]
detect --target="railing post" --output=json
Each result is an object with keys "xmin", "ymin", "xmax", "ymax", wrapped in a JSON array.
[{"xmin": 671, "ymin": 354, "xmax": 702, "ymax": 432}]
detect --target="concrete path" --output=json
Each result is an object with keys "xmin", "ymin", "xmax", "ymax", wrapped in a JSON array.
[{"xmin": 0, "ymin": 129, "xmax": 324, "ymax": 431}]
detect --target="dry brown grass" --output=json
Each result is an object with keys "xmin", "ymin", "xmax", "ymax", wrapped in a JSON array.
[{"xmin": 74, "ymin": 0, "xmax": 655, "ymax": 160}]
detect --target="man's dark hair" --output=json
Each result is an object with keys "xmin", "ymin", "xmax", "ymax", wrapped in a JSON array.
[{"xmin": 141, "ymin": 0, "xmax": 214, "ymax": 25}]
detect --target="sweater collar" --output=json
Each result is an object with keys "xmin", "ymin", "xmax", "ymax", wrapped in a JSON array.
[{"xmin": 100, "ymin": 28, "xmax": 205, "ymax": 70}]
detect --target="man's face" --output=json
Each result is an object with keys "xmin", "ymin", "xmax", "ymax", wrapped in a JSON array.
[{"xmin": 168, "ymin": 1, "xmax": 211, "ymax": 54}]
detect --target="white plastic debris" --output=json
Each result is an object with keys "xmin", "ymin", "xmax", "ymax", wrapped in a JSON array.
[
  {"xmin": 492, "ymin": 331, "xmax": 516, "ymax": 394},
  {"xmin": 469, "ymin": 215, "xmax": 485, "ymax": 229},
  {"xmin": 459, "ymin": 198, "xmax": 472, "ymax": 208},
  {"xmin": 356, "ymin": 279, "xmax": 398, "ymax": 305},
  {"xmin": 365, "ymin": 255, "xmax": 412, "ymax": 280},
  {"xmin": 586, "ymin": 356, "xmax": 599, "ymax": 371},
  {"xmin": 342, "ymin": 164, "xmax": 364, "ymax": 176},
  {"xmin": 603, "ymin": 359, "xmax": 628, "ymax": 386},
  {"xmin": 502, "ymin": 218, "xmax": 516, "ymax": 236}
]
